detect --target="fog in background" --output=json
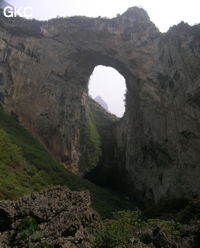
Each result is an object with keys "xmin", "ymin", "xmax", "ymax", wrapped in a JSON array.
[
  {"xmin": 6, "ymin": 0, "xmax": 200, "ymax": 117},
  {"xmin": 7, "ymin": 0, "xmax": 200, "ymax": 32},
  {"xmin": 89, "ymin": 66, "xmax": 126, "ymax": 117}
]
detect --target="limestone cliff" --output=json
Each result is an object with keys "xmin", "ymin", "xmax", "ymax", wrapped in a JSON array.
[{"xmin": 0, "ymin": 7, "xmax": 200, "ymax": 204}]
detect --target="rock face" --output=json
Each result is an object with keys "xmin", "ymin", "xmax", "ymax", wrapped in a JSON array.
[
  {"xmin": 0, "ymin": 7, "xmax": 200, "ymax": 204},
  {"xmin": 94, "ymin": 96, "xmax": 109, "ymax": 111},
  {"xmin": 0, "ymin": 186, "xmax": 99, "ymax": 247}
]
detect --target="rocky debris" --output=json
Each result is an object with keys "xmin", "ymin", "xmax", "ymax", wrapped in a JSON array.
[
  {"xmin": 178, "ymin": 222, "xmax": 200, "ymax": 248},
  {"xmin": 151, "ymin": 227, "xmax": 176, "ymax": 248},
  {"xmin": 0, "ymin": 187, "xmax": 200, "ymax": 248},
  {"xmin": 0, "ymin": 186, "xmax": 99, "ymax": 248},
  {"xmin": 128, "ymin": 236, "xmax": 154, "ymax": 248},
  {"xmin": 127, "ymin": 224, "xmax": 200, "ymax": 248},
  {"xmin": 129, "ymin": 227, "xmax": 177, "ymax": 248}
]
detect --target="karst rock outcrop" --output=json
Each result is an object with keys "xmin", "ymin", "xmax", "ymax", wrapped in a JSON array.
[
  {"xmin": 0, "ymin": 7, "xmax": 200, "ymax": 204},
  {"xmin": 0, "ymin": 186, "xmax": 99, "ymax": 247}
]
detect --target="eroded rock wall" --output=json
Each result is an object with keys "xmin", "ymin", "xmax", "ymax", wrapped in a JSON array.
[
  {"xmin": 0, "ymin": 8, "xmax": 200, "ymax": 204},
  {"xmin": 119, "ymin": 22, "xmax": 200, "ymax": 204}
]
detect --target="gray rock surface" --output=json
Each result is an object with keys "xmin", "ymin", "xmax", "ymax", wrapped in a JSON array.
[
  {"xmin": 0, "ymin": 7, "xmax": 200, "ymax": 204},
  {"xmin": 0, "ymin": 186, "xmax": 99, "ymax": 247}
]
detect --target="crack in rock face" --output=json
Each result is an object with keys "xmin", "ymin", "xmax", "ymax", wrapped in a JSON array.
[{"xmin": 0, "ymin": 7, "xmax": 200, "ymax": 204}]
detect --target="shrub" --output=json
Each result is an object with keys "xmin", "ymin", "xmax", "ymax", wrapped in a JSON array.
[
  {"xmin": 86, "ymin": 111, "xmax": 101, "ymax": 155},
  {"xmin": 39, "ymin": 243, "xmax": 55, "ymax": 248},
  {"xmin": 145, "ymin": 219, "xmax": 182, "ymax": 240},
  {"xmin": 0, "ymin": 128, "xmax": 24, "ymax": 166},
  {"xmin": 93, "ymin": 221, "xmax": 131, "ymax": 248},
  {"xmin": 113, "ymin": 210, "xmax": 142, "ymax": 225},
  {"xmin": 17, "ymin": 216, "xmax": 38, "ymax": 241}
]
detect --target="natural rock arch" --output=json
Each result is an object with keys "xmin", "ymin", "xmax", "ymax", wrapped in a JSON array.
[{"xmin": 1, "ymin": 8, "xmax": 200, "ymax": 204}]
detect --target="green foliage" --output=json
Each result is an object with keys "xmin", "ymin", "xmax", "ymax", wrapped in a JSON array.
[
  {"xmin": 93, "ymin": 211, "xmax": 141, "ymax": 248},
  {"xmin": 0, "ymin": 125, "xmax": 50, "ymax": 199},
  {"xmin": 38, "ymin": 243, "xmax": 55, "ymax": 248},
  {"xmin": 89, "ymin": 98, "xmax": 118, "ymax": 126},
  {"xmin": 0, "ymin": 128, "xmax": 23, "ymax": 167},
  {"xmin": 80, "ymin": 108, "xmax": 102, "ymax": 177},
  {"xmin": 93, "ymin": 221, "xmax": 131, "ymax": 248},
  {"xmin": 177, "ymin": 205, "xmax": 194, "ymax": 224},
  {"xmin": 87, "ymin": 98, "xmax": 121, "ymax": 190},
  {"xmin": 0, "ymin": 163, "xmax": 50, "ymax": 200},
  {"xmin": 13, "ymin": 217, "xmax": 55, "ymax": 247},
  {"xmin": 145, "ymin": 219, "xmax": 182, "ymax": 240},
  {"xmin": 119, "ymin": 210, "xmax": 183, "ymax": 240},
  {"xmin": 177, "ymin": 203, "xmax": 200, "ymax": 224},
  {"xmin": 18, "ymin": 216, "xmax": 38, "ymax": 233},
  {"xmin": 0, "ymin": 109, "xmax": 134, "ymax": 217},
  {"xmin": 96, "ymin": 210, "xmax": 184, "ymax": 244},
  {"xmin": 15, "ymin": 216, "xmax": 38, "ymax": 243},
  {"xmin": 86, "ymin": 111, "xmax": 101, "ymax": 154},
  {"xmin": 113, "ymin": 210, "xmax": 142, "ymax": 225}
]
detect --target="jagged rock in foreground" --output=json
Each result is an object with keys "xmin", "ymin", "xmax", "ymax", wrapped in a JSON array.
[
  {"xmin": 0, "ymin": 186, "xmax": 99, "ymax": 248},
  {"xmin": 0, "ymin": 187, "xmax": 200, "ymax": 248}
]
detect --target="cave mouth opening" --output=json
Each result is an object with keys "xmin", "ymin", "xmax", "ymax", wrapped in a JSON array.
[
  {"xmin": 88, "ymin": 65, "xmax": 126, "ymax": 118},
  {"xmin": 85, "ymin": 65, "xmax": 127, "ymax": 191}
]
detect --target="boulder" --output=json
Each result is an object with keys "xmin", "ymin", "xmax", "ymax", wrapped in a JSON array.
[{"xmin": 0, "ymin": 186, "xmax": 99, "ymax": 248}]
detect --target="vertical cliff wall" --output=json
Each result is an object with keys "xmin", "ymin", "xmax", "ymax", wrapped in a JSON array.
[{"xmin": 0, "ymin": 8, "xmax": 200, "ymax": 204}]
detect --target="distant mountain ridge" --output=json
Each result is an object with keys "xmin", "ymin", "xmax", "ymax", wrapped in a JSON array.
[
  {"xmin": 94, "ymin": 95, "xmax": 109, "ymax": 111},
  {"xmin": 0, "ymin": 0, "xmax": 11, "ymax": 9}
]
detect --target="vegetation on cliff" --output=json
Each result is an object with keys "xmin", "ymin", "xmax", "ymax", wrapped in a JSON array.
[
  {"xmin": 85, "ymin": 110, "xmax": 102, "ymax": 168},
  {"xmin": 0, "ymin": 127, "xmax": 50, "ymax": 199},
  {"xmin": 85, "ymin": 98, "xmax": 122, "ymax": 190},
  {"xmin": 0, "ymin": 98, "xmax": 199, "ymax": 248},
  {"xmin": 0, "ymin": 109, "xmax": 133, "ymax": 217},
  {"xmin": 79, "ymin": 98, "xmax": 117, "ymax": 175}
]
